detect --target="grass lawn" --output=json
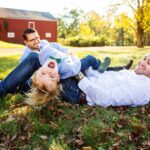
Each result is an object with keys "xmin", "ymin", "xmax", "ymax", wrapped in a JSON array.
[
  {"xmin": 0, "ymin": 46, "xmax": 150, "ymax": 150},
  {"xmin": 0, "ymin": 41, "xmax": 24, "ymax": 48}
]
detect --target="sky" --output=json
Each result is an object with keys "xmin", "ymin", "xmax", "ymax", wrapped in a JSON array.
[{"xmin": 0, "ymin": 0, "xmax": 131, "ymax": 17}]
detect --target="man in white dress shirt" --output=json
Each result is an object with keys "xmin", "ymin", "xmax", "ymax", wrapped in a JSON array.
[{"xmin": 76, "ymin": 54, "xmax": 150, "ymax": 107}]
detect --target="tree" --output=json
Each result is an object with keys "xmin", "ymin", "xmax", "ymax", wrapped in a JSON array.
[
  {"xmin": 114, "ymin": 13, "xmax": 135, "ymax": 46},
  {"xmin": 57, "ymin": 18, "xmax": 67, "ymax": 38},
  {"xmin": 79, "ymin": 22, "xmax": 94, "ymax": 36},
  {"xmin": 84, "ymin": 11, "xmax": 107, "ymax": 36},
  {"xmin": 69, "ymin": 9, "xmax": 83, "ymax": 36},
  {"xmin": 57, "ymin": 8, "xmax": 83, "ymax": 38},
  {"xmin": 121, "ymin": 0, "xmax": 150, "ymax": 47}
]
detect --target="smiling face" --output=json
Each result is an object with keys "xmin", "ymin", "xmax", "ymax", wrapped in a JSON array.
[
  {"xmin": 24, "ymin": 31, "xmax": 40, "ymax": 50},
  {"xmin": 134, "ymin": 54, "xmax": 150, "ymax": 78},
  {"xmin": 33, "ymin": 64, "xmax": 60, "ymax": 93}
]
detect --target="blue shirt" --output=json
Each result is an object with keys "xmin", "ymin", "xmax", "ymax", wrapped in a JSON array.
[
  {"xmin": 20, "ymin": 40, "xmax": 49, "ymax": 63},
  {"xmin": 38, "ymin": 45, "xmax": 81, "ymax": 79}
]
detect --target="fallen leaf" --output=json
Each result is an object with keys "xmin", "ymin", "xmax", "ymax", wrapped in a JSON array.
[
  {"xmin": 82, "ymin": 146, "xmax": 93, "ymax": 150},
  {"xmin": 5, "ymin": 115, "xmax": 15, "ymax": 123},
  {"xmin": 75, "ymin": 139, "xmax": 84, "ymax": 146},
  {"xmin": 19, "ymin": 136, "xmax": 26, "ymax": 141},
  {"xmin": 143, "ymin": 141, "xmax": 150, "ymax": 146},
  {"xmin": 63, "ymin": 114, "xmax": 73, "ymax": 120},
  {"xmin": 40, "ymin": 135, "xmax": 48, "ymax": 140},
  {"xmin": 10, "ymin": 134, "xmax": 17, "ymax": 141},
  {"xmin": 47, "ymin": 105, "xmax": 55, "ymax": 111},
  {"xmin": 33, "ymin": 147, "xmax": 42, "ymax": 150}
]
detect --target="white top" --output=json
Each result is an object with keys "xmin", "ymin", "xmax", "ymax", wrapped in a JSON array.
[
  {"xmin": 38, "ymin": 45, "xmax": 81, "ymax": 79},
  {"xmin": 78, "ymin": 68, "xmax": 150, "ymax": 107}
]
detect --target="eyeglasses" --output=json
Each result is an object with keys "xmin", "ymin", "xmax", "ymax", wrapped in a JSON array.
[{"xmin": 28, "ymin": 36, "xmax": 40, "ymax": 42}]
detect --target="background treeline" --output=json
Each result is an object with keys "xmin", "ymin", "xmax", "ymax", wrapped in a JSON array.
[{"xmin": 57, "ymin": 0, "xmax": 150, "ymax": 48}]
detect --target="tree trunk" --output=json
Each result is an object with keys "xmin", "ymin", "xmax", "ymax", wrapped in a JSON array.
[
  {"xmin": 121, "ymin": 28, "xmax": 124, "ymax": 46},
  {"xmin": 136, "ymin": 21, "xmax": 144, "ymax": 48}
]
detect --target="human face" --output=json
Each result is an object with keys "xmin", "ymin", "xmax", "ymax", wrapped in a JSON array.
[
  {"xmin": 24, "ymin": 32, "xmax": 40, "ymax": 50},
  {"xmin": 134, "ymin": 54, "xmax": 150, "ymax": 78},
  {"xmin": 35, "ymin": 65, "xmax": 60, "ymax": 92}
]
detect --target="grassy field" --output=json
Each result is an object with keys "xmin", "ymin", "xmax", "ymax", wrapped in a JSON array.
[
  {"xmin": 0, "ymin": 46, "xmax": 150, "ymax": 150},
  {"xmin": 0, "ymin": 41, "xmax": 24, "ymax": 48}
]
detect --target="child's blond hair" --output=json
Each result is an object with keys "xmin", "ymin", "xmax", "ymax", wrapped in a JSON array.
[{"xmin": 26, "ymin": 71, "xmax": 60, "ymax": 106}]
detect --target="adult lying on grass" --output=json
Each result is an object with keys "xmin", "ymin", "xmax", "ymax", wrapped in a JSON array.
[{"xmin": 0, "ymin": 28, "xmax": 133, "ymax": 106}]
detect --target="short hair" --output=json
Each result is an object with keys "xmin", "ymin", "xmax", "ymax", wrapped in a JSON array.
[{"xmin": 22, "ymin": 28, "xmax": 37, "ymax": 40}]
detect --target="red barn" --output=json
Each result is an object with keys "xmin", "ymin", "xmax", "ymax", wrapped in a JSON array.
[{"xmin": 0, "ymin": 7, "xmax": 57, "ymax": 44}]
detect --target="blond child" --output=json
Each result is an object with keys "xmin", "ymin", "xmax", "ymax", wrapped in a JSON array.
[{"xmin": 26, "ymin": 60, "xmax": 60, "ymax": 105}]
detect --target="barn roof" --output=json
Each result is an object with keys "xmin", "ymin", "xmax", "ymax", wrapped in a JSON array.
[{"xmin": 0, "ymin": 7, "xmax": 56, "ymax": 21}]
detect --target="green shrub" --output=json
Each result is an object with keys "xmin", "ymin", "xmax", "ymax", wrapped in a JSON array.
[{"xmin": 58, "ymin": 35, "xmax": 112, "ymax": 47}]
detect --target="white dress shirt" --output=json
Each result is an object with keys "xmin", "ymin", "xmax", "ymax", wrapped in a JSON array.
[{"xmin": 78, "ymin": 68, "xmax": 150, "ymax": 107}]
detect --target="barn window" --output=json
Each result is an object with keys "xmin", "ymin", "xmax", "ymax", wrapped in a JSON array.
[
  {"xmin": 45, "ymin": 33, "xmax": 51, "ymax": 38},
  {"xmin": 7, "ymin": 32, "xmax": 15, "ymax": 38},
  {"xmin": 28, "ymin": 22, "xmax": 35, "ymax": 28}
]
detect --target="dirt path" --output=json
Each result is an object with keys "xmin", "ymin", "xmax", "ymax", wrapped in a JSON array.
[
  {"xmin": 0, "ymin": 48, "xmax": 24, "ymax": 57},
  {"xmin": 0, "ymin": 46, "xmax": 113, "ymax": 57}
]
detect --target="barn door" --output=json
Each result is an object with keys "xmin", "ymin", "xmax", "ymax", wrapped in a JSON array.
[{"xmin": 28, "ymin": 22, "xmax": 35, "ymax": 28}]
